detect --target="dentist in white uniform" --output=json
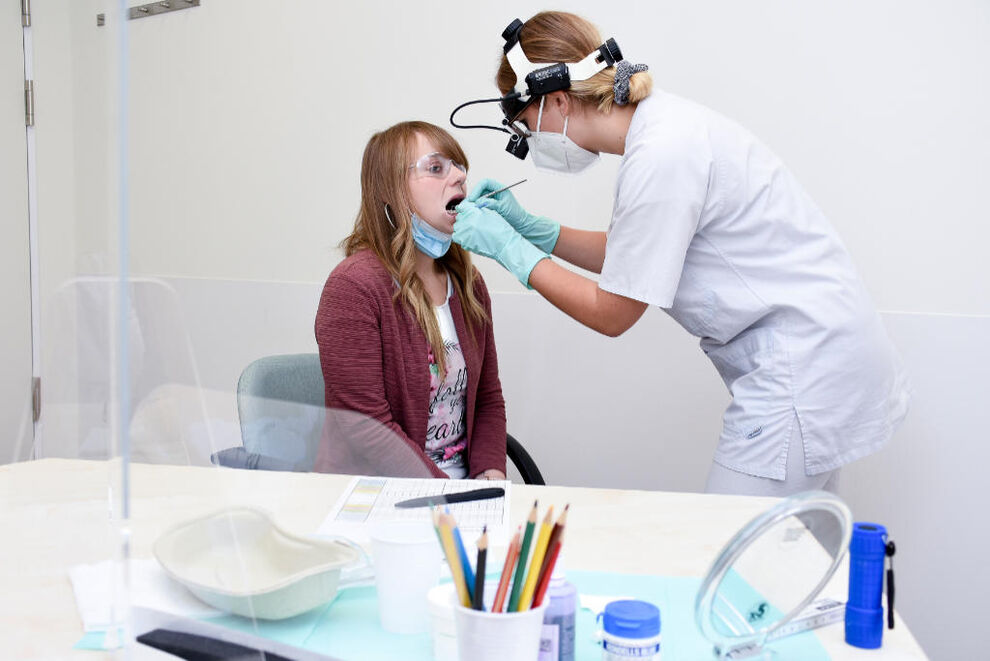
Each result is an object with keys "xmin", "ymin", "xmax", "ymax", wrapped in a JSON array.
[{"xmin": 451, "ymin": 11, "xmax": 910, "ymax": 496}]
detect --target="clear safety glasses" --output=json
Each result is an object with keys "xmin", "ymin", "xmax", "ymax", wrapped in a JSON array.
[{"xmin": 408, "ymin": 152, "xmax": 466, "ymax": 179}]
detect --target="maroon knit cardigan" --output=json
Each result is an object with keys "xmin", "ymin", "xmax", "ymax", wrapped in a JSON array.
[{"xmin": 313, "ymin": 249, "xmax": 506, "ymax": 478}]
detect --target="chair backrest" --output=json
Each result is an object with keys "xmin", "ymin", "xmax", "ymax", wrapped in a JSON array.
[
  {"xmin": 238, "ymin": 353, "xmax": 325, "ymax": 409},
  {"xmin": 234, "ymin": 353, "xmax": 545, "ymax": 483},
  {"xmin": 236, "ymin": 354, "xmax": 325, "ymax": 470}
]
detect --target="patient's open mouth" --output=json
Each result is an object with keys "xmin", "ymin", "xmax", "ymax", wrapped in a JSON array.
[{"xmin": 445, "ymin": 196, "xmax": 465, "ymax": 215}]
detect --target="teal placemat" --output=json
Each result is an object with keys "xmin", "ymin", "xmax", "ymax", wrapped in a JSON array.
[
  {"xmin": 568, "ymin": 570, "xmax": 827, "ymax": 661},
  {"xmin": 193, "ymin": 570, "xmax": 830, "ymax": 660},
  {"xmin": 203, "ymin": 586, "xmax": 434, "ymax": 659},
  {"xmin": 73, "ymin": 630, "xmax": 118, "ymax": 651},
  {"xmin": 77, "ymin": 570, "xmax": 829, "ymax": 658}
]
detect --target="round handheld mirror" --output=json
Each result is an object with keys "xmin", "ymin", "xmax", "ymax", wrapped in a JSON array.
[{"xmin": 695, "ymin": 491, "xmax": 852, "ymax": 659}]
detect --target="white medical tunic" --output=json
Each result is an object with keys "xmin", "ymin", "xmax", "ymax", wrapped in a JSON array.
[{"xmin": 599, "ymin": 91, "xmax": 910, "ymax": 479}]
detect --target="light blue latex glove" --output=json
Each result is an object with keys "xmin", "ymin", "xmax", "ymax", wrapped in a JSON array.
[
  {"xmin": 467, "ymin": 178, "xmax": 561, "ymax": 254},
  {"xmin": 453, "ymin": 200, "xmax": 549, "ymax": 288}
]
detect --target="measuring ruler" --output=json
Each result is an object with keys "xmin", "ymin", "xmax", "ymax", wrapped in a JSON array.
[{"xmin": 768, "ymin": 598, "xmax": 845, "ymax": 641}]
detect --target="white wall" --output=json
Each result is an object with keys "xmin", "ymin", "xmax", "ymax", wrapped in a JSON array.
[
  {"xmin": 29, "ymin": 1, "xmax": 990, "ymax": 658},
  {"xmin": 839, "ymin": 313, "xmax": 990, "ymax": 660},
  {"xmin": 38, "ymin": 0, "xmax": 989, "ymax": 312}
]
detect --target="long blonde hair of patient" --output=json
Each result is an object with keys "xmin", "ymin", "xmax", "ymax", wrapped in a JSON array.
[
  {"xmin": 343, "ymin": 121, "xmax": 488, "ymax": 378},
  {"xmin": 496, "ymin": 11, "xmax": 652, "ymax": 113}
]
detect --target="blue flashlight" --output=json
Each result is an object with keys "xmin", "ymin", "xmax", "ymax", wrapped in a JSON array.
[{"xmin": 845, "ymin": 522, "xmax": 896, "ymax": 649}]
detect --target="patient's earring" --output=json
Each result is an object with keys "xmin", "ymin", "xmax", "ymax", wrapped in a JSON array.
[{"xmin": 383, "ymin": 204, "xmax": 397, "ymax": 230}]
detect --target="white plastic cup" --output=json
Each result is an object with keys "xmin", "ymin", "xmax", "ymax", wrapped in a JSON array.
[
  {"xmin": 369, "ymin": 520, "xmax": 442, "ymax": 634},
  {"xmin": 452, "ymin": 581, "xmax": 549, "ymax": 661}
]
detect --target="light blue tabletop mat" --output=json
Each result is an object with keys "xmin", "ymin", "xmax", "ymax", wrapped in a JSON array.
[
  {"xmin": 569, "ymin": 570, "xmax": 826, "ymax": 661},
  {"xmin": 77, "ymin": 570, "xmax": 830, "ymax": 659},
  {"xmin": 196, "ymin": 570, "xmax": 829, "ymax": 660},
  {"xmin": 73, "ymin": 630, "xmax": 118, "ymax": 651},
  {"xmin": 714, "ymin": 568, "xmax": 788, "ymax": 635}
]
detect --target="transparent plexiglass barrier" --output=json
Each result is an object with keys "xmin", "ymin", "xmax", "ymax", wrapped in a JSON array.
[
  {"xmin": 7, "ymin": 3, "xmax": 514, "ymax": 656},
  {"xmin": 2, "ymin": 1, "xmax": 130, "ymax": 658},
  {"xmin": 4, "ymin": 5, "xmax": 449, "ymax": 657},
  {"xmin": 46, "ymin": 276, "xmax": 480, "ymax": 659}
]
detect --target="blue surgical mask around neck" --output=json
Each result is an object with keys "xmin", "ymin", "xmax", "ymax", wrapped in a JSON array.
[
  {"xmin": 410, "ymin": 212, "xmax": 452, "ymax": 258},
  {"xmin": 384, "ymin": 203, "xmax": 453, "ymax": 259}
]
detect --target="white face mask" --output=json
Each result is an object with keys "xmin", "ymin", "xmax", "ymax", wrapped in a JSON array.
[{"xmin": 527, "ymin": 97, "xmax": 600, "ymax": 175}]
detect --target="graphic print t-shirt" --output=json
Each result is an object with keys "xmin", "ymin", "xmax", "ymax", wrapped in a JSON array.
[{"xmin": 426, "ymin": 277, "xmax": 468, "ymax": 478}]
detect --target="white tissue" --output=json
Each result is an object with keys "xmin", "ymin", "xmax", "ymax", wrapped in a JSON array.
[{"xmin": 68, "ymin": 557, "xmax": 222, "ymax": 632}]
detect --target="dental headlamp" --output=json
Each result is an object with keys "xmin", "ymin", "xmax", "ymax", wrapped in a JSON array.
[{"xmin": 449, "ymin": 18, "xmax": 623, "ymax": 160}]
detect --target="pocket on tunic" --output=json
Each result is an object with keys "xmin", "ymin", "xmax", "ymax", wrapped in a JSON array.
[{"xmin": 703, "ymin": 326, "xmax": 793, "ymax": 443}]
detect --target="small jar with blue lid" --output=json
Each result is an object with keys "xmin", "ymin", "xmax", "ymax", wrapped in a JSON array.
[{"xmin": 599, "ymin": 600, "xmax": 661, "ymax": 660}]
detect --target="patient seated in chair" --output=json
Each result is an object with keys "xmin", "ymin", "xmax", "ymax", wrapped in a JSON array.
[{"xmin": 314, "ymin": 121, "xmax": 506, "ymax": 480}]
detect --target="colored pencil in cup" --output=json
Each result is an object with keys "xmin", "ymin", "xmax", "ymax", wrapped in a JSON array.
[
  {"xmin": 438, "ymin": 513, "xmax": 472, "ymax": 607},
  {"xmin": 492, "ymin": 526, "xmax": 521, "ymax": 613},
  {"xmin": 431, "ymin": 506, "xmax": 444, "ymax": 546},
  {"xmin": 532, "ymin": 538, "xmax": 563, "ymax": 608},
  {"xmin": 508, "ymin": 500, "xmax": 538, "ymax": 612},
  {"xmin": 473, "ymin": 526, "xmax": 488, "ymax": 610},
  {"xmin": 517, "ymin": 505, "xmax": 554, "ymax": 610},
  {"xmin": 447, "ymin": 508, "xmax": 476, "ymax": 603},
  {"xmin": 538, "ymin": 504, "xmax": 569, "ymax": 582}
]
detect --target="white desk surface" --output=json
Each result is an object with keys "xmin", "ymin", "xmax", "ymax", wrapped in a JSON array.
[{"xmin": 0, "ymin": 458, "xmax": 927, "ymax": 660}]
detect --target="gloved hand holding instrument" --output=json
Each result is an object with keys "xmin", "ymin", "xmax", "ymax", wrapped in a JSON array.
[
  {"xmin": 468, "ymin": 178, "xmax": 561, "ymax": 254},
  {"xmin": 452, "ymin": 200, "xmax": 550, "ymax": 288}
]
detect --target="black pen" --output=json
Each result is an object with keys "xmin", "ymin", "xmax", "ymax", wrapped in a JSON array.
[{"xmin": 394, "ymin": 487, "xmax": 505, "ymax": 509}]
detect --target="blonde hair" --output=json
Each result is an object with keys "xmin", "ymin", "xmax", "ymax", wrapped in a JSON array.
[
  {"xmin": 496, "ymin": 11, "xmax": 652, "ymax": 114},
  {"xmin": 343, "ymin": 121, "xmax": 488, "ymax": 378}
]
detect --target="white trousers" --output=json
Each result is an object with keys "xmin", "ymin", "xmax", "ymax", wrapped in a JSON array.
[{"xmin": 704, "ymin": 412, "xmax": 841, "ymax": 497}]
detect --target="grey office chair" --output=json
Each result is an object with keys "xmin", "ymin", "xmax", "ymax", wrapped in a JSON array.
[{"xmin": 216, "ymin": 353, "xmax": 545, "ymax": 484}]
